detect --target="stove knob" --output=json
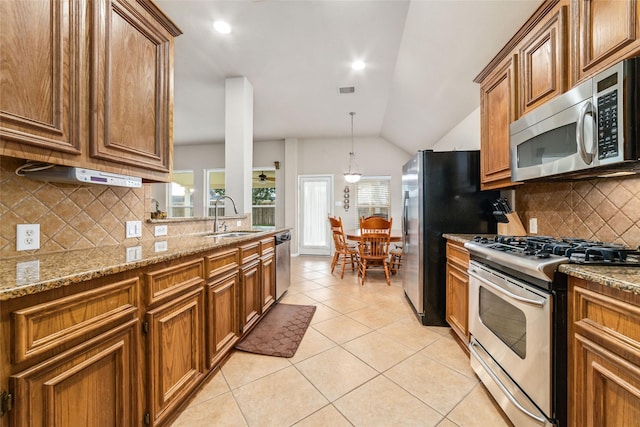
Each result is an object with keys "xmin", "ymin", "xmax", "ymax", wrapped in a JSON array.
[
  {"xmin": 524, "ymin": 248, "xmax": 536, "ymax": 255},
  {"xmin": 535, "ymin": 250, "xmax": 551, "ymax": 259}
]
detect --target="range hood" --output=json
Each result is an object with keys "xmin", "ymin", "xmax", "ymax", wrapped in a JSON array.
[{"xmin": 22, "ymin": 166, "xmax": 142, "ymax": 188}]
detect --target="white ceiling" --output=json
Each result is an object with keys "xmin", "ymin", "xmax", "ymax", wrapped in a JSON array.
[{"xmin": 156, "ymin": 0, "xmax": 541, "ymax": 155}]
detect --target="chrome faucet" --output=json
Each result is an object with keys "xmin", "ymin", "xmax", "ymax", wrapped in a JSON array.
[{"xmin": 213, "ymin": 195, "xmax": 238, "ymax": 233}]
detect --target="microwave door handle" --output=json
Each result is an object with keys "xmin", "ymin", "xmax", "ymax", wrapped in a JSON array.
[{"xmin": 577, "ymin": 100, "xmax": 596, "ymax": 164}]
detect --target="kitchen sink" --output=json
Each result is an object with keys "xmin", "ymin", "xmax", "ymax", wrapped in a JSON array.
[{"xmin": 203, "ymin": 231, "xmax": 260, "ymax": 238}]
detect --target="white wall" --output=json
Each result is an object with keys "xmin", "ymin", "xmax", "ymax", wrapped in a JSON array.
[
  {"xmin": 296, "ymin": 136, "xmax": 412, "ymax": 233},
  {"xmin": 431, "ymin": 107, "xmax": 481, "ymax": 151}
]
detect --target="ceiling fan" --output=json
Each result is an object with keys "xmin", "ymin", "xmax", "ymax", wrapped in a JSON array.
[{"xmin": 254, "ymin": 171, "xmax": 275, "ymax": 183}]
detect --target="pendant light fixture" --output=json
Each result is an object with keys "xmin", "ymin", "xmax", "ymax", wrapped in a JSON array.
[{"xmin": 344, "ymin": 112, "xmax": 361, "ymax": 183}]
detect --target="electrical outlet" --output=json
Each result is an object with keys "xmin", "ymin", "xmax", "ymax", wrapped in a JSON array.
[
  {"xmin": 126, "ymin": 246, "xmax": 142, "ymax": 262},
  {"xmin": 154, "ymin": 225, "xmax": 168, "ymax": 236},
  {"xmin": 16, "ymin": 260, "xmax": 40, "ymax": 285},
  {"xmin": 529, "ymin": 218, "xmax": 538, "ymax": 234},
  {"xmin": 16, "ymin": 224, "xmax": 40, "ymax": 251},
  {"xmin": 155, "ymin": 241, "xmax": 168, "ymax": 252},
  {"xmin": 236, "ymin": 220, "xmax": 242, "ymax": 227},
  {"xmin": 126, "ymin": 220, "xmax": 142, "ymax": 238}
]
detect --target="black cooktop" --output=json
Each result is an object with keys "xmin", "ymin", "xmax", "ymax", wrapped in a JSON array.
[{"xmin": 472, "ymin": 235, "xmax": 640, "ymax": 266}]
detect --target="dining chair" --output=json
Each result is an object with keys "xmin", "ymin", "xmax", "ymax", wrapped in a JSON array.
[
  {"xmin": 357, "ymin": 216, "xmax": 392, "ymax": 285},
  {"xmin": 389, "ymin": 243, "xmax": 403, "ymax": 275},
  {"xmin": 328, "ymin": 216, "xmax": 358, "ymax": 278}
]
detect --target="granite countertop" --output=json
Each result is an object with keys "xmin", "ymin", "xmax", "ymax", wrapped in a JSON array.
[
  {"xmin": 0, "ymin": 227, "xmax": 290, "ymax": 301},
  {"xmin": 443, "ymin": 233, "xmax": 640, "ymax": 295}
]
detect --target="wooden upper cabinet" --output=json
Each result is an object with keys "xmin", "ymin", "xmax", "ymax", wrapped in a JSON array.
[
  {"xmin": 480, "ymin": 55, "xmax": 517, "ymax": 190},
  {"xmin": 91, "ymin": 0, "xmax": 181, "ymax": 176},
  {"xmin": 0, "ymin": 0, "xmax": 181, "ymax": 182},
  {"xmin": 0, "ymin": 0, "xmax": 83, "ymax": 155},
  {"xmin": 519, "ymin": 5, "xmax": 568, "ymax": 115},
  {"xmin": 572, "ymin": 0, "xmax": 640, "ymax": 84}
]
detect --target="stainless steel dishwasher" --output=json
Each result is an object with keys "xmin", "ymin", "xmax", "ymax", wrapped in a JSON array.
[{"xmin": 274, "ymin": 231, "xmax": 291, "ymax": 300}]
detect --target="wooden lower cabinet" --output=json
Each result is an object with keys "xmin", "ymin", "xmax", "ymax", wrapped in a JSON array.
[
  {"xmin": 445, "ymin": 240, "xmax": 471, "ymax": 345},
  {"xmin": 145, "ymin": 287, "xmax": 205, "ymax": 426},
  {"xmin": 206, "ymin": 271, "xmax": 240, "ymax": 368},
  {"xmin": 10, "ymin": 319, "xmax": 139, "ymax": 426},
  {"xmin": 261, "ymin": 252, "xmax": 276, "ymax": 313},
  {"xmin": 568, "ymin": 277, "xmax": 640, "ymax": 427},
  {"xmin": 1, "ymin": 233, "xmax": 281, "ymax": 426},
  {"xmin": 240, "ymin": 260, "xmax": 262, "ymax": 333}
]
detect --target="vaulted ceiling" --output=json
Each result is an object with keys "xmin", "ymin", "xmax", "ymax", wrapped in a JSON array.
[{"xmin": 156, "ymin": 0, "xmax": 541, "ymax": 155}]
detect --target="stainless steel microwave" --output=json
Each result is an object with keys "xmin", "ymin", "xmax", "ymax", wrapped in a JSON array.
[{"xmin": 510, "ymin": 57, "xmax": 639, "ymax": 181}]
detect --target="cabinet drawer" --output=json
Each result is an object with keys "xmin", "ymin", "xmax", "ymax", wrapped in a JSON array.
[
  {"xmin": 260, "ymin": 238, "xmax": 275, "ymax": 255},
  {"xmin": 446, "ymin": 241, "xmax": 470, "ymax": 269},
  {"xmin": 145, "ymin": 258, "xmax": 204, "ymax": 306},
  {"xmin": 205, "ymin": 248, "xmax": 239, "ymax": 280},
  {"xmin": 12, "ymin": 277, "xmax": 138, "ymax": 363},
  {"xmin": 240, "ymin": 241, "xmax": 260, "ymax": 265},
  {"xmin": 573, "ymin": 285, "xmax": 640, "ymax": 363}
]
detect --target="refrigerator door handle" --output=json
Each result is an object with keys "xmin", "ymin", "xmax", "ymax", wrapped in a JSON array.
[{"xmin": 402, "ymin": 191, "xmax": 409, "ymax": 249}]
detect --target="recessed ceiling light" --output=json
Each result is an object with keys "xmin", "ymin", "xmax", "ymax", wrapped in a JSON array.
[
  {"xmin": 213, "ymin": 20, "xmax": 231, "ymax": 34},
  {"xmin": 351, "ymin": 60, "xmax": 365, "ymax": 71}
]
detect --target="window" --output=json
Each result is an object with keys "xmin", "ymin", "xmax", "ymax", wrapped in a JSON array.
[
  {"xmin": 206, "ymin": 169, "xmax": 225, "ymax": 217},
  {"xmin": 252, "ymin": 169, "xmax": 276, "ymax": 227},
  {"xmin": 355, "ymin": 176, "xmax": 391, "ymax": 220},
  {"xmin": 168, "ymin": 170, "xmax": 194, "ymax": 218}
]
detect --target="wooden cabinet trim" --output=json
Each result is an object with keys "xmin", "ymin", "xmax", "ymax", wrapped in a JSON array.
[
  {"xmin": 474, "ymin": 0, "xmax": 560, "ymax": 82},
  {"xmin": 206, "ymin": 271, "xmax": 239, "ymax": 368},
  {"xmin": 0, "ymin": 0, "xmax": 82, "ymax": 154},
  {"xmin": 146, "ymin": 286, "xmax": 205, "ymax": 425},
  {"xmin": 240, "ymin": 241, "xmax": 261, "ymax": 265},
  {"xmin": 573, "ymin": 0, "xmax": 640, "ymax": 79},
  {"xmin": 260, "ymin": 238, "xmax": 275, "ymax": 255},
  {"xmin": 10, "ymin": 319, "xmax": 139, "ymax": 427},
  {"xmin": 90, "ymin": 0, "xmax": 173, "ymax": 173},
  {"xmin": 145, "ymin": 258, "xmax": 204, "ymax": 306},
  {"xmin": 519, "ymin": 6, "xmax": 567, "ymax": 114},
  {"xmin": 12, "ymin": 276, "xmax": 138, "ymax": 364},
  {"xmin": 205, "ymin": 248, "xmax": 239, "ymax": 280}
]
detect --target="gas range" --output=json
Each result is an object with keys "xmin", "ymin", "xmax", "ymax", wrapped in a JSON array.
[{"xmin": 464, "ymin": 235, "xmax": 640, "ymax": 286}]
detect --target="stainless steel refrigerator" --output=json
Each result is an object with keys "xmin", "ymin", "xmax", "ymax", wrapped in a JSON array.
[{"xmin": 402, "ymin": 150, "xmax": 499, "ymax": 325}]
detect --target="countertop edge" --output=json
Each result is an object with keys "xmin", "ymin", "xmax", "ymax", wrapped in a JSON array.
[{"xmin": 0, "ymin": 227, "xmax": 291, "ymax": 301}]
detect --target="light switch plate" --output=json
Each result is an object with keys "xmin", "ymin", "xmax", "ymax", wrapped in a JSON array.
[
  {"xmin": 126, "ymin": 246, "xmax": 142, "ymax": 262},
  {"xmin": 154, "ymin": 225, "xmax": 168, "ymax": 236},
  {"xmin": 155, "ymin": 241, "xmax": 168, "ymax": 252},
  {"xmin": 126, "ymin": 221, "xmax": 142, "ymax": 238},
  {"xmin": 529, "ymin": 218, "xmax": 538, "ymax": 234}
]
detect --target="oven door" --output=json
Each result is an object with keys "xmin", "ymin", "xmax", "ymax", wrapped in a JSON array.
[{"xmin": 468, "ymin": 261, "xmax": 553, "ymax": 420}]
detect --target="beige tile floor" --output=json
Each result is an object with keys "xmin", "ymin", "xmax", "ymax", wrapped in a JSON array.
[{"xmin": 172, "ymin": 256, "xmax": 513, "ymax": 427}]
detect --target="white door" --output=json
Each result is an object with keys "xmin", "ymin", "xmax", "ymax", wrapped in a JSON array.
[{"xmin": 299, "ymin": 175, "xmax": 332, "ymax": 255}]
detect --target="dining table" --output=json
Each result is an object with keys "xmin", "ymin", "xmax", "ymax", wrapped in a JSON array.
[{"xmin": 344, "ymin": 229, "xmax": 403, "ymax": 243}]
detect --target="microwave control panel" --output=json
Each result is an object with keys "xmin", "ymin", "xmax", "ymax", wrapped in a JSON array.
[{"xmin": 597, "ymin": 90, "xmax": 619, "ymax": 159}]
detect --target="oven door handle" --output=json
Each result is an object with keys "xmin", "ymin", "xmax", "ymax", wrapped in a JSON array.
[
  {"xmin": 469, "ymin": 340, "xmax": 548, "ymax": 424},
  {"xmin": 469, "ymin": 269, "xmax": 545, "ymax": 307}
]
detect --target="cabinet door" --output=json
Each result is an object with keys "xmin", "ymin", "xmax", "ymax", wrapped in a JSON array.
[
  {"xmin": 0, "ymin": 0, "xmax": 82, "ymax": 156},
  {"xmin": 446, "ymin": 262, "xmax": 469, "ymax": 344},
  {"xmin": 10, "ymin": 320, "xmax": 139, "ymax": 426},
  {"xmin": 261, "ymin": 253, "xmax": 276, "ymax": 313},
  {"xmin": 519, "ymin": 6, "xmax": 567, "ymax": 115},
  {"xmin": 480, "ymin": 55, "xmax": 517, "ymax": 190},
  {"xmin": 572, "ymin": 334, "xmax": 640, "ymax": 427},
  {"xmin": 91, "ymin": 0, "xmax": 180, "ymax": 176},
  {"xmin": 206, "ymin": 272, "xmax": 239, "ymax": 368},
  {"xmin": 572, "ymin": 0, "xmax": 640, "ymax": 83},
  {"xmin": 240, "ymin": 260, "xmax": 261, "ymax": 333},
  {"xmin": 146, "ymin": 288, "xmax": 204, "ymax": 426}
]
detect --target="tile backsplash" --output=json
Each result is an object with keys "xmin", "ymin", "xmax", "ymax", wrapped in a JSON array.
[
  {"xmin": 515, "ymin": 175, "xmax": 640, "ymax": 247},
  {"xmin": 0, "ymin": 156, "xmax": 250, "ymax": 257}
]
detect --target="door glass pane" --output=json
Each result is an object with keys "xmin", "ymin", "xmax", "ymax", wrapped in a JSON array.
[
  {"xmin": 479, "ymin": 287, "xmax": 527, "ymax": 359},
  {"xmin": 302, "ymin": 180, "xmax": 328, "ymax": 247}
]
